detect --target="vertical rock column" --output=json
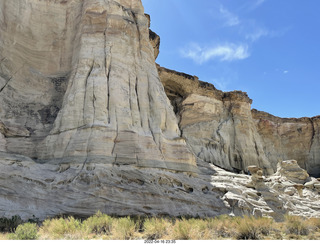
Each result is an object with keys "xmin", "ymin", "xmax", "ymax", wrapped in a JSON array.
[{"xmin": 38, "ymin": 0, "xmax": 196, "ymax": 172}]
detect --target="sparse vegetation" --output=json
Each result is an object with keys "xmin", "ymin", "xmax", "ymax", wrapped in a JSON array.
[
  {"xmin": 39, "ymin": 216, "xmax": 83, "ymax": 240},
  {"xmin": 82, "ymin": 211, "xmax": 113, "ymax": 236},
  {"xmin": 168, "ymin": 218, "xmax": 209, "ymax": 240},
  {"xmin": 8, "ymin": 222, "xmax": 38, "ymax": 240},
  {"xmin": 143, "ymin": 217, "xmax": 171, "ymax": 239},
  {"xmin": 110, "ymin": 217, "xmax": 137, "ymax": 240},
  {"xmin": 285, "ymin": 215, "xmax": 310, "ymax": 236},
  {"xmin": 1, "ymin": 213, "xmax": 319, "ymax": 240},
  {"xmin": 235, "ymin": 215, "xmax": 273, "ymax": 240}
]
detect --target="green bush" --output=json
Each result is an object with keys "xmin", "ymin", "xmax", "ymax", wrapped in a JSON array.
[
  {"xmin": 9, "ymin": 222, "xmax": 38, "ymax": 240},
  {"xmin": 39, "ymin": 216, "xmax": 83, "ymax": 239},
  {"xmin": 82, "ymin": 211, "xmax": 113, "ymax": 235},
  {"xmin": 111, "ymin": 217, "xmax": 136, "ymax": 240}
]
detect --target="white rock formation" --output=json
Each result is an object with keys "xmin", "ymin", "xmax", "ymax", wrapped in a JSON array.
[
  {"xmin": 275, "ymin": 160, "xmax": 310, "ymax": 184},
  {"xmin": 0, "ymin": 0, "xmax": 196, "ymax": 172},
  {"xmin": 158, "ymin": 67, "xmax": 274, "ymax": 175},
  {"xmin": 1, "ymin": 152, "xmax": 319, "ymax": 221}
]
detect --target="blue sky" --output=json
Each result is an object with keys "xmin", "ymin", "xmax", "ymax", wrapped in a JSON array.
[{"xmin": 142, "ymin": 0, "xmax": 320, "ymax": 118}]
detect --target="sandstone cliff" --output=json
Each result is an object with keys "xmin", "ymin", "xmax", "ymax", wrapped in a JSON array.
[
  {"xmin": 252, "ymin": 110, "xmax": 320, "ymax": 177},
  {"xmin": 157, "ymin": 66, "xmax": 320, "ymax": 178},
  {"xmin": 0, "ymin": 0, "xmax": 196, "ymax": 172},
  {"xmin": 158, "ymin": 66, "xmax": 274, "ymax": 175}
]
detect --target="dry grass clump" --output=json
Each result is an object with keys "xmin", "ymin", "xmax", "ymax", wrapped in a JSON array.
[
  {"xmin": 235, "ymin": 216, "xmax": 273, "ymax": 240},
  {"xmin": 207, "ymin": 215, "xmax": 239, "ymax": 238},
  {"xmin": 285, "ymin": 215, "xmax": 309, "ymax": 236},
  {"xmin": 168, "ymin": 218, "xmax": 210, "ymax": 240},
  {"xmin": 82, "ymin": 211, "xmax": 113, "ymax": 237},
  {"xmin": 143, "ymin": 217, "xmax": 172, "ymax": 240},
  {"xmin": 110, "ymin": 217, "xmax": 137, "ymax": 240},
  {"xmin": 39, "ymin": 216, "xmax": 83, "ymax": 240},
  {"xmin": 1, "ymin": 213, "xmax": 320, "ymax": 240},
  {"xmin": 308, "ymin": 217, "xmax": 320, "ymax": 232},
  {"xmin": 0, "ymin": 233, "xmax": 9, "ymax": 240}
]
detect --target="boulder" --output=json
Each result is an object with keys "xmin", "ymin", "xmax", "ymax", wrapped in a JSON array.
[{"xmin": 275, "ymin": 160, "xmax": 309, "ymax": 184}]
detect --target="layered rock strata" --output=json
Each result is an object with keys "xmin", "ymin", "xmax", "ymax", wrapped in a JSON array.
[
  {"xmin": 252, "ymin": 110, "xmax": 320, "ymax": 177},
  {"xmin": 1, "ymin": 153, "xmax": 319, "ymax": 221},
  {"xmin": 145, "ymin": 13, "xmax": 160, "ymax": 60},
  {"xmin": 158, "ymin": 66, "xmax": 274, "ymax": 175},
  {"xmin": 158, "ymin": 66, "xmax": 320, "ymax": 177},
  {"xmin": 0, "ymin": 0, "xmax": 196, "ymax": 172}
]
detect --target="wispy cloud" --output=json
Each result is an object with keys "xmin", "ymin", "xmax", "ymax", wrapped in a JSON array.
[
  {"xmin": 254, "ymin": 0, "xmax": 266, "ymax": 8},
  {"xmin": 219, "ymin": 6, "xmax": 240, "ymax": 27},
  {"xmin": 246, "ymin": 0, "xmax": 267, "ymax": 11},
  {"xmin": 283, "ymin": 70, "xmax": 289, "ymax": 74},
  {"xmin": 181, "ymin": 43, "xmax": 250, "ymax": 64},
  {"xmin": 245, "ymin": 28, "xmax": 270, "ymax": 42},
  {"xmin": 245, "ymin": 25, "xmax": 290, "ymax": 42}
]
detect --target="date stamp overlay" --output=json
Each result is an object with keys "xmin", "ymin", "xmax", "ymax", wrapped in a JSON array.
[{"xmin": 144, "ymin": 240, "xmax": 176, "ymax": 244}]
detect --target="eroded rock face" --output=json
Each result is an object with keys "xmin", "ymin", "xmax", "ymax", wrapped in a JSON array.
[
  {"xmin": 1, "ymin": 152, "xmax": 319, "ymax": 221},
  {"xmin": 158, "ymin": 66, "xmax": 320, "ymax": 177},
  {"xmin": 275, "ymin": 160, "xmax": 310, "ymax": 184},
  {"xmin": 158, "ymin": 66, "xmax": 274, "ymax": 175},
  {"xmin": 0, "ymin": 0, "xmax": 196, "ymax": 172},
  {"xmin": 145, "ymin": 13, "xmax": 160, "ymax": 60},
  {"xmin": 0, "ymin": 0, "xmax": 73, "ymax": 157},
  {"xmin": 252, "ymin": 110, "xmax": 320, "ymax": 177}
]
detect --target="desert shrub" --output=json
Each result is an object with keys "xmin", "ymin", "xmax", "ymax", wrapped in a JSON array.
[
  {"xmin": 234, "ymin": 216, "xmax": 273, "ymax": 240},
  {"xmin": 143, "ymin": 218, "xmax": 172, "ymax": 240},
  {"xmin": 308, "ymin": 218, "xmax": 320, "ymax": 232},
  {"xmin": 39, "ymin": 216, "xmax": 83, "ymax": 240},
  {"xmin": 255, "ymin": 217, "xmax": 273, "ymax": 236},
  {"xmin": 235, "ymin": 216, "xmax": 260, "ymax": 240},
  {"xmin": 9, "ymin": 222, "xmax": 38, "ymax": 240},
  {"xmin": 82, "ymin": 211, "xmax": 113, "ymax": 235},
  {"xmin": 0, "ymin": 216, "xmax": 22, "ymax": 232},
  {"xmin": 207, "ymin": 215, "xmax": 239, "ymax": 238},
  {"xmin": 111, "ymin": 217, "xmax": 136, "ymax": 240},
  {"xmin": 169, "ymin": 218, "xmax": 209, "ymax": 240},
  {"xmin": 285, "ymin": 215, "xmax": 309, "ymax": 236}
]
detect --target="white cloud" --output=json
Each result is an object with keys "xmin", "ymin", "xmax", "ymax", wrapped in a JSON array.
[
  {"xmin": 245, "ymin": 28, "xmax": 270, "ymax": 42},
  {"xmin": 181, "ymin": 43, "xmax": 250, "ymax": 64},
  {"xmin": 219, "ymin": 6, "xmax": 240, "ymax": 27},
  {"xmin": 248, "ymin": 0, "xmax": 267, "ymax": 11},
  {"xmin": 245, "ymin": 26, "xmax": 290, "ymax": 42},
  {"xmin": 283, "ymin": 70, "xmax": 289, "ymax": 74}
]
